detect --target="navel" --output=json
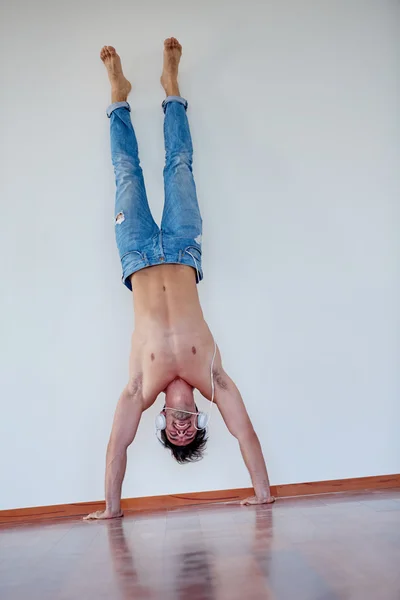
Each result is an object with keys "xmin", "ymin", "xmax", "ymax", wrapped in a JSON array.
[
  {"xmin": 192, "ymin": 346, "xmax": 197, "ymax": 355},
  {"xmin": 151, "ymin": 353, "xmax": 155, "ymax": 361}
]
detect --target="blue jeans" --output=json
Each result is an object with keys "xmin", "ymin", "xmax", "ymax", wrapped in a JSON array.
[{"xmin": 106, "ymin": 96, "xmax": 203, "ymax": 291}]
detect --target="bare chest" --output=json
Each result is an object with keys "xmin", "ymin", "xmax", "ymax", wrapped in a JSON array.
[{"xmin": 128, "ymin": 328, "xmax": 216, "ymax": 406}]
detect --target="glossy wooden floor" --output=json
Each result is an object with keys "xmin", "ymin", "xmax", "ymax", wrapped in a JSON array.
[{"xmin": 1, "ymin": 489, "xmax": 400, "ymax": 600}]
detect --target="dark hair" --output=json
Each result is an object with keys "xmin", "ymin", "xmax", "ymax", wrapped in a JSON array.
[{"xmin": 159, "ymin": 428, "xmax": 208, "ymax": 463}]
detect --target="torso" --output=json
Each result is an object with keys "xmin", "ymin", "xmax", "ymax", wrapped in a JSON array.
[{"xmin": 128, "ymin": 264, "xmax": 217, "ymax": 408}]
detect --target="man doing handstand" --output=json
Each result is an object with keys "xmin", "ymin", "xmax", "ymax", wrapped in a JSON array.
[{"xmin": 85, "ymin": 38, "xmax": 274, "ymax": 519}]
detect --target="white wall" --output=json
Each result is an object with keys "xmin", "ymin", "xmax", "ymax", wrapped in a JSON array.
[{"xmin": 1, "ymin": 0, "xmax": 399, "ymax": 511}]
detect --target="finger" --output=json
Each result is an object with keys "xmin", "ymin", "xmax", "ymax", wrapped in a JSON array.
[{"xmin": 83, "ymin": 511, "xmax": 101, "ymax": 520}]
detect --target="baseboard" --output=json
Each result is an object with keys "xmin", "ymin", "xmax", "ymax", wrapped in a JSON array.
[
  {"xmin": 1, "ymin": 473, "xmax": 399, "ymax": 525},
  {"xmin": 272, "ymin": 473, "xmax": 400, "ymax": 497}
]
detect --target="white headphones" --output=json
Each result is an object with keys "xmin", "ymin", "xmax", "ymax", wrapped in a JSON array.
[
  {"xmin": 155, "ymin": 411, "xmax": 209, "ymax": 431},
  {"xmin": 156, "ymin": 339, "xmax": 217, "ymax": 437}
]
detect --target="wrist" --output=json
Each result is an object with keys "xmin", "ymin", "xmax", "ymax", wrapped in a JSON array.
[
  {"xmin": 256, "ymin": 493, "xmax": 270, "ymax": 502},
  {"xmin": 105, "ymin": 504, "xmax": 122, "ymax": 517},
  {"xmin": 253, "ymin": 485, "xmax": 271, "ymax": 502}
]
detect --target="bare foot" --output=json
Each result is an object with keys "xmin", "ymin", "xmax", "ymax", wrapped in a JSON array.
[
  {"xmin": 83, "ymin": 509, "xmax": 123, "ymax": 521},
  {"xmin": 160, "ymin": 37, "xmax": 182, "ymax": 97},
  {"xmin": 100, "ymin": 46, "xmax": 132, "ymax": 104}
]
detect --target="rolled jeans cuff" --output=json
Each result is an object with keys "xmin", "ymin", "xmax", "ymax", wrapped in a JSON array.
[
  {"xmin": 162, "ymin": 96, "xmax": 188, "ymax": 113},
  {"xmin": 107, "ymin": 101, "xmax": 131, "ymax": 118}
]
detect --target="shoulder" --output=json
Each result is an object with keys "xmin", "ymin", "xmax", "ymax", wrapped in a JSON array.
[
  {"xmin": 126, "ymin": 372, "xmax": 161, "ymax": 411},
  {"xmin": 124, "ymin": 373, "xmax": 146, "ymax": 409},
  {"xmin": 212, "ymin": 366, "xmax": 230, "ymax": 391},
  {"xmin": 126, "ymin": 372, "xmax": 143, "ymax": 397}
]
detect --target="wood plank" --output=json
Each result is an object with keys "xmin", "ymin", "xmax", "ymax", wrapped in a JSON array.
[{"xmin": 1, "ymin": 473, "xmax": 399, "ymax": 524}]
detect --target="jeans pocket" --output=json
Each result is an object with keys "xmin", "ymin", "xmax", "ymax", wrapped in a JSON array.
[
  {"xmin": 184, "ymin": 245, "xmax": 202, "ymax": 281},
  {"xmin": 120, "ymin": 250, "xmax": 145, "ymax": 262},
  {"xmin": 184, "ymin": 245, "xmax": 202, "ymax": 257}
]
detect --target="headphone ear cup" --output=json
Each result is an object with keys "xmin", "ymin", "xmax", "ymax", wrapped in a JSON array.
[
  {"xmin": 155, "ymin": 414, "xmax": 167, "ymax": 431},
  {"xmin": 196, "ymin": 412, "xmax": 209, "ymax": 430}
]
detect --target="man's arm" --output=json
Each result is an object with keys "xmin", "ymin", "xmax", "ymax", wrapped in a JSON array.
[
  {"xmin": 84, "ymin": 383, "xmax": 144, "ymax": 520},
  {"xmin": 213, "ymin": 367, "xmax": 275, "ymax": 505}
]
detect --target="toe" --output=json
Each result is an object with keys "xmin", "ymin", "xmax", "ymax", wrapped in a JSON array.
[{"xmin": 108, "ymin": 46, "xmax": 116, "ymax": 55}]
